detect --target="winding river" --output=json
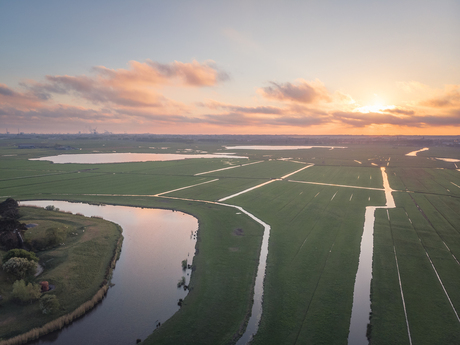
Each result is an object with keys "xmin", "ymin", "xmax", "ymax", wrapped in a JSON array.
[{"xmin": 20, "ymin": 201, "xmax": 198, "ymax": 345}]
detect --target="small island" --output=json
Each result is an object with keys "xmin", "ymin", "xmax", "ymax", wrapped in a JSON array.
[{"xmin": 0, "ymin": 198, "xmax": 123, "ymax": 343}]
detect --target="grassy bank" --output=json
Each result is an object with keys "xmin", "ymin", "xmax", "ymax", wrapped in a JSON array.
[{"xmin": 0, "ymin": 206, "xmax": 122, "ymax": 341}]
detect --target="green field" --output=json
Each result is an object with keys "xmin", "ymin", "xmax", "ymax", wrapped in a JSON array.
[{"xmin": 1, "ymin": 137, "xmax": 460, "ymax": 344}]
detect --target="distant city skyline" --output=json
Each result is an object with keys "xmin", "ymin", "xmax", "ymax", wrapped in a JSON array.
[{"xmin": 1, "ymin": 0, "xmax": 459, "ymax": 135}]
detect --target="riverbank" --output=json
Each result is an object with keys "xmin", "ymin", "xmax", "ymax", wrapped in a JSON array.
[{"xmin": 0, "ymin": 206, "xmax": 123, "ymax": 343}]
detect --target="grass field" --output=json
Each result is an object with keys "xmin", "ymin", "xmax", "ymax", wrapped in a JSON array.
[{"xmin": 1, "ymin": 138, "xmax": 460, "ymax": 344}]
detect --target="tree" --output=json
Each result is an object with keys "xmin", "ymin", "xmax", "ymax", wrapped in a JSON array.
[
  {"xmin": 2, "ymin": 257, "xmax": 37, "ymax": 279},
  {"xmin": 2, "ymin": 248, "xmax": 39, "ymax": 264},
  {"xmin": 11, "ymin": 279, "xmax": 41, "ymax": 303},
  {"xmin": 39, "ymin": 294, "xmax": 60, "ymax": 314}
]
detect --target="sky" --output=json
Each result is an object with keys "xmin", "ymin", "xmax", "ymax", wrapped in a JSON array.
[{"xmin": 1, "ymin": 0, "xmax": 459, "ymax": 135}]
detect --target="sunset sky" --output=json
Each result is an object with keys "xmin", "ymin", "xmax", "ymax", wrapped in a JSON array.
[{"xmin": 1, "ymin": 0, "xmax": 459, "ymax": 135}]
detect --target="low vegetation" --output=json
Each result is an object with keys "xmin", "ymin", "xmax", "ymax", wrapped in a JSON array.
[{"xmin": 0, "ymin": 205, "xmax": 122, "ymax": 341}]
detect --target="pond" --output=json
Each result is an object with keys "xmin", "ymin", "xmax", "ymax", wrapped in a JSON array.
[
  {"xmin": 405, "ymin": 147, "xmax": 429, "ymax": 156},
  {"xmin": 20, "ymin": 200, "xmax": 198, "ymax": 345},
  {"xmin": 30, "ymin": 153, "xmax": 248, "ymax": 164}
]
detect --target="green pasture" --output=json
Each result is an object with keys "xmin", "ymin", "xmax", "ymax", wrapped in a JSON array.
[
  {"xmin": 167, "ymin": 177, "xmax": 267, "ymax": 201},
  {"xmin": 1, "ymin": 138, "xmax": 460, "ymax": 344},
  {"xmin": 199, "ymin": 160, "xmax": 303, "ymax": 179},
  {"xmin": 0, "ymin": 206, "xmax": 121, "ymax": 340},
  {"xmin": 388, "ymin": 167, "xmax": 460, "ymax": 196},
  {"xmin": 370, "ymin": 192, "xmax": 460, "ymax": 344},
  {"xmin": 287, "ymin": 165, "xmax": 384, "ymax": 188},
  {"xmin": 224, "ymin": 181, "xmax": 385, "ymax": 344}
]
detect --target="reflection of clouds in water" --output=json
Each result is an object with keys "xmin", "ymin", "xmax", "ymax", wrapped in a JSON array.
[
  {"xmin": 436, "ymin": 157, "xmax": 460, "ymax": 162},
  {"xmin": 225, "ymin": 145, "xmax": 346, "ymax": 150},
  {"xmin": 405, "ymin": 147, "xmax": 429, "ymax": 156},
  {"xmin": 30, "ymin": 153, "xmax": 248, "ymax": 164}
]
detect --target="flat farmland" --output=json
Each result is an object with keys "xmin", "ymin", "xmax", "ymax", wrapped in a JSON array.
[
  {"xmin": 388, "ymin": 167, "xmax": 460, "ymax": 196},
  {"xmin": 167, "ymin": 177, "xmax": 267, "ymax": 201},
  {"xmin": 198, "ymin": 160, "xmax": 303, "ymax": 179},
  {"xmin": 1, "ymin": 139, "xmax": 460, "ymax": 345},
  {"xmin": 226, "ymin": 181, "xmax": 385, "ymax": 344},
  {"xmin": 371, "ymin": 199, "xmax": 460, "ymax": 344},
  {"xmin": 287, "ymin": 165, "xmax": 383, "ymax": 188}
]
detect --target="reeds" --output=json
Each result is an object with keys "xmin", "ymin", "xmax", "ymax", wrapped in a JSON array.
[{"xmin": 0, "ymin": 286, "xmax": 109, "ymax": 345}]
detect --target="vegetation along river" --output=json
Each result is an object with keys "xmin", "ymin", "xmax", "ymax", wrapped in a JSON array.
[{"xmin": 20, "ymin": 200, "xmax": 198, "ymax": 345}]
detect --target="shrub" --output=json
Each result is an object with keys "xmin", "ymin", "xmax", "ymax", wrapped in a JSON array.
[
  {"xmin": 2, "ymin": 248, "xmax": 39, "ymax": 264},
  {"xmin": 2, "ymin": 257, "xmax": 37, "ymax": 279},
  {"xmin": 39, "ymin": 295, "xmax": 60, "ymax": 314},
  {"xmin": 45, "ymin": 227, "xmax": 66, "ymax": 247},
  {"xmin": 11, "ymin": 279, "xmax": 41, "ymax": 304}
]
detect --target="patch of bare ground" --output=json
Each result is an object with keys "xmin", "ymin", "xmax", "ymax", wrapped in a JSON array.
[{"xmin": 233, "ymin": 228, "xmax": 244, "ymax": 236}]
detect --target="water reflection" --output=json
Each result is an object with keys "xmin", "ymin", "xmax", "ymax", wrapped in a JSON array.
[
  {"xmin": 21, "ymin": 201, "xmax": 197, "ymax": 345},
  {"xmin": 405, "ymin": 147, "xmax": 429, "ymax": 156},
  {"xmin": 348, "ymin": 168, "xmax": 395, "ymax": 345},
  {"xmin": 30, "ymin": 153, "xmax": 247, "ymax": 164},
  {"xmin": 225, "ymin": 145, "xmax": 347, "ymax": 150}
]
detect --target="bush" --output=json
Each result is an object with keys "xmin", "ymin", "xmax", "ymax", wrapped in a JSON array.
[
  {"xmin": 39, "ymin": 295, "xmax": 60, "ymax": 314},
  {"xmin": 2, "ymin": 257, "xmax": 37, "ymax": 279},
  {"xmin": 45, "ymin": 227, "xmax": 66, "ymax": 247},
  {"xmin": 11, "ymin": 279, "xmax": 41, "ymax": 304},
  {"xmin": 2, "ymin": 248, "xmax": 39, "ymax": 264}
]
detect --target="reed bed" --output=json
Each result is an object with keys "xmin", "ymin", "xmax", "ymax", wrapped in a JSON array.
[{"xmin": 0, "ymin": 285, "xmax": 108, "ymax": 345}]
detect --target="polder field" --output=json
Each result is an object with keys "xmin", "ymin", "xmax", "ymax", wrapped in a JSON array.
[{"xmin": 1, "ymin": 136, "xmax": 460, "ymax": 344}]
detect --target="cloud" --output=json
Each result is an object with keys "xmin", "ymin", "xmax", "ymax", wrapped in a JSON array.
[
  {"xmin": 21, "ymin": 59, "xmax": 228, "ymax": 109},
  {"xmin": 333, "ymin": 110, "xmax": 460, "ymax": 128},
  {"xmin": 148, "ymin": 60, "xmax": 229, "ymax": 86},
  {"xmin": 259, "ymin": 79, "xmax": 332, "ymax": 104},
  {"xmin": 384, "ymin": 107, "xmax": 415, "ymax": 115},
  {"xmin": 198, "ymin": 100, "xmax": 283, "ymax": 114},
  {"xmin": 0, "ymin": 83, "xmax": 45, "ymax": 109},
  {"xmin": 420, "ymin": 85, "xmax": 460, "ymax": 108}
]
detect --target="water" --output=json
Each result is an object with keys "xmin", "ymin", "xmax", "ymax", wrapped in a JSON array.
[
  {"xmin": 225, "ymin": 145, "xmax": 347, "ymax": 150},
  {"xmin": 435, "ymin": 157, "xmax": 460, "ymax": 163},
  {"xmin": 30, "ymin": 153, "xmax": 247, "ymax": 164},
  {"xmin": 405, "ymin": 147, "xmax": 429, "ymax": 156},
  {"xmin": 348, "ymin": 168, "xmax": 395, "ymax": 344},
  {"xmin": 20, "ymin": 200, "xmax": 198, "ymax": 345}
]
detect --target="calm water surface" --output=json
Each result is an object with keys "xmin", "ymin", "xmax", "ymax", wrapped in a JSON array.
[
  {"xmin": 225, "ymin": 145, "xmax": 346, "ymax": 150},
  {"xmin": 348, "ymin": 168, "xmax": 395, "ymax": 345},
  {"xmin": 30, "ymin": 153, "xmax": 247, "ymax": 164},
  {"xmin": 21, "ymin": 200, "xmax": 198, "ymax": 345}
]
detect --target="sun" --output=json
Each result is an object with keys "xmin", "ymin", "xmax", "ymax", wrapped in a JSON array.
[
  {"xmin": 354, "ymin": 104, "xmax": 396, "ymax": 113},
  {"xmin": 353, "ymin": 94, "xmax": 395, "ymax": 113}
]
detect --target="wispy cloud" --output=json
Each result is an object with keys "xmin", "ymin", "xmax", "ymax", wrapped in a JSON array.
[
  {"xmin": 420, "ymin": 85, "xmax": 460, "ymax": 108},
  {"xmin": 259, "ymin": 79, "xmax": 332, "ymax": 104},
  {"xmin": 21, "ymin": 60, "xmax": 227, "ymax": 110}
]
